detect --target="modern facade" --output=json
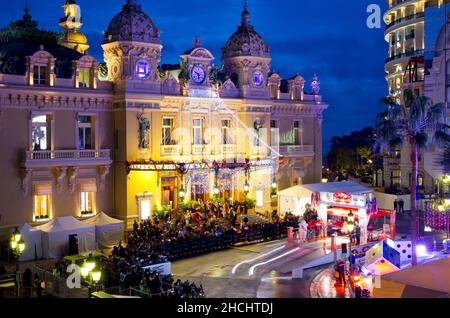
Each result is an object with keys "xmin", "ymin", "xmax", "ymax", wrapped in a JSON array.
[{"xmin": 0, "ymin": 0, "xmax": 328, "ymax": 233}]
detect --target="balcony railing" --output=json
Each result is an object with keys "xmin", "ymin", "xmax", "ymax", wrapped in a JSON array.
[
  {"xmin": 385, "ymin": 12, "xmax": 424, "ymax": 31},
  {"xmin": 278, "ymin": 145, "xmax": 314, "ymax": 156},
  {"xmin": 23, "ymin": 149, "xmax": 112, "ymax": 167},
  {"xmin": 386, "ymin": 49, "xmax": 424, "ymax": 64},
  {"xmin": 221, "ymin": 144, "xmax": 236, "ymax": 155},
  {"xmin": 192, "ymin": 144, "xmax": 211, "ymax": 156},
  {"xmin": 161, "ymin": 145, "xmax": 180, "ymax": 157}
]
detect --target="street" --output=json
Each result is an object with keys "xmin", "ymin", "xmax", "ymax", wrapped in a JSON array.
[{"xmin": 172, "ymin": 238, "xmax": 329, "ymax": 298}]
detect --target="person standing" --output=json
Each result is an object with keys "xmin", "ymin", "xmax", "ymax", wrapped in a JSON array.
[
  {"xmin": 399, "ymin": 199, "xmax": 404, "ymax": 214},
  {"xmin": 299, "ymin": 219, "xmax": 308, "ymax": 242},
  {"xmin": 393, "ymin": 199, "xmax": 398, "ymax": 214}
]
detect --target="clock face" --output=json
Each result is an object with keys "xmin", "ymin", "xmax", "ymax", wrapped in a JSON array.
[
  {"xmin": 136, "ymin": 60, "xmax": 152, "ymax": 80},
  {"xmin": 191, "ymin": 66, "xmax": 206, "ymax": 84},
  {"xmin": 253, "ymin": 71, "xmax": 264, "ymax": 87}
]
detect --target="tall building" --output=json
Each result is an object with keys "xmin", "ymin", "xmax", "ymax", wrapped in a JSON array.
[
  {"xmin": 0, "ymin": 0, "xmax": 328, "ymax": 233},
  {"xmin": 380, "ymin": 0, "xmax": 449, "ymax": 194}
]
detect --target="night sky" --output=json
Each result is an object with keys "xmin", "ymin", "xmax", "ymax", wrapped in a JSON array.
[{"xmin": 0, "ymin": 0, "xmax": 390, "ymax": 153}]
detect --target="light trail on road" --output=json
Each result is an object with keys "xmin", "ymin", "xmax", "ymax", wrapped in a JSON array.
[
  {"xmin": 248, "ymin": 247, "xmax": 300, "ymax": 276},
  {"xmin": 231, "ymin": 244, "xmax": 286, "ymax": 275}
]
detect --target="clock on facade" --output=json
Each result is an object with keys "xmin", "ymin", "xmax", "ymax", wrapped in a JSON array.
[
  {"xmin": 136, "ymin": 60, "xmax": 152, "ymax": 80},
  {"xmin": 253, "ymin": 71, "xmax": 264, "ymax": 86},
  {"xmin": 191, "ymin": 65, "xmax": 206, "ymax": 84}
]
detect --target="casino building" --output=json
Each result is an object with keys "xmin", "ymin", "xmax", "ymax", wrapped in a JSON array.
[{"xmin": 0, "ymin": 0, "xmax": 328, "ymax": 230}]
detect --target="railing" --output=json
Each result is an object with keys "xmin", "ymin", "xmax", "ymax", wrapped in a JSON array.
[
  {"xmin": 24, "ymin": 149, "xmax": 111, "ymax": 161},
  {"xmin": 221, "ymin": 144, "xmax": 236, "ymax": 155},
  {"xmin": 385, "ymin": 12, "xmax": 424, "ymax": 31},
  {"xmin": 279, "ymin": 144, "xmax": 314, "ymax": 156},
  {"xmin": 192, "ymin": 144, "xmax": 211, "ymax": 156},
  {"xmin": 386, "ymin": 49, "xmax": 424, "ymax": 63},
  {"xmin": 161, "ymin": 145, "xmax": 180, "ymax": 157}
]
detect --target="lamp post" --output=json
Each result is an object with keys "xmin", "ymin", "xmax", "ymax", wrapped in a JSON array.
[
  {"xmin": 347, "ymin": 211, "xmax": 355, "ymax": 250},
  {"xmin": 213, "ymin": 183, "xmax": 220, "ymax": 197},
  {"xmin": 10, "ymin": 227, "xmax": 25, "ymax": 298},
  {"xmin": 179, "ymin": 185, "xmax": 186, "ymax": 200},
  {"xmin": 271, "ymin": 179, "xmax": 277, "ymax": 196},
  {"xmin": 81, "ymin": 256, "xmax": 101, "ymax": 298},
  {"xmin": 243, "ymin": 180, "xmax": 250, "ymax": 196}
]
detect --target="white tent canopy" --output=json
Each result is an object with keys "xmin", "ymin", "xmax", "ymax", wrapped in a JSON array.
[
  {"xmin": 19, "ymin": 223, "xmax": 43, "ymax": 261},
  {"xmin": 82, "ymin": 212, "xmax": 124, "ymax": 249},
  {"xmin": 278, "ymin": 181, "xmax": 374, "ymax": 215},
  {"xmin": 36, "ymin": 216, "xmax": 97, "ymax": 259}
]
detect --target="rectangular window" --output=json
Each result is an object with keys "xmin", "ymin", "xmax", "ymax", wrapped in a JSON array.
[
  {"xmin": 34, "ymin": 183, "xmax": 52, "ymax": 221},
  {"xmin": 80, "ymin": 180, "xmax": 96, "ymax": 216},
  {"xmin": 391, "ymin": 170, "xmax": 401, "ymax": 187},
  {"xmin": 162, "ymin": 117, "xmax": 174, "ymax": 145},
  {"xmin": 77, "ymin": 68, "xmax": 91, "ymax": 88},
  {"xmin": 33, "ymin": 65, "xmax": 47, "ymax": 85},
  {"xmin": 270, "ymin": 120, "xmax": 279, "ymax": 146},
  {"xmin": 293, "ymin": 120, "xmax": 300, "ymax": 145},
  {"xmin": 221, "ymin": 119, "xmax": 232, "ymax": 144},
  {"xmin": 193, "ymin": 118, "xmax": 204, "ymax": 145},
  {"xmin": 31, "ymin": 114, "xmax": 50, "ymax": 151},
  {"xmin": 80, "ymin": 192, "xmax": 95, "ymax": 213},
  {"xmin": 78, "ymin": 115, "xmax": 93, "ymax": 150}
]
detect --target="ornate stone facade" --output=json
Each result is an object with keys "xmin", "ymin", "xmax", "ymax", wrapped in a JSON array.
[{"xmin": 0, "ymin": 0, "xmax": 328, "ymax": 230}]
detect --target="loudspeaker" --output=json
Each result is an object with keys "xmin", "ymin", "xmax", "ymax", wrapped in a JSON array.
[
  {"xmin": 68, "ymin": 234, "xmax": 79, "ymax": 256},
  {"xmin": 341, "ymin": 243, "xmax": 348, "ymax": 254}
]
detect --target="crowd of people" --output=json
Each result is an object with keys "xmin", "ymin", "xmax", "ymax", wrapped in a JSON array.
[{"xmin": 36, "ymin": 199, "xmax": 293, "ymax": 298}]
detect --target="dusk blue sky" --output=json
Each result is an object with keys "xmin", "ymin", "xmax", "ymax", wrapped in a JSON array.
[{"xmin": 1, "ymin": 0, "xmax": 391, "ymax": 153}]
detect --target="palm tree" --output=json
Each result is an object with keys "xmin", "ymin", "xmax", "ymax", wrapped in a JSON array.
[
  {"xmin": 375, "ymin": 89, "xmax": 450, "ymax": 266},
  {"xmin": 442, "ymin": 144, "xmax": 450, "ymax": 174}
]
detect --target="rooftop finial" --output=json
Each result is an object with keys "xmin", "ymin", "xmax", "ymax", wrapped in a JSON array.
[
  {"xmin": 194, "ymin": 36, "xmax": 202, "ymax": 48},
  {"xmin": 241, "ymin": 0, "xmax": 250, "ymax": 27}
]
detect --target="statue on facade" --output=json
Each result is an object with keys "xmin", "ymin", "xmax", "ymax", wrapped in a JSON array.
[{"xmin": 137, "ymin": 113, "xmax": 150, "ymax": 149}]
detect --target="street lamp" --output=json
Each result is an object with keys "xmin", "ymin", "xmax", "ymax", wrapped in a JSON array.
[
  {"xmin": 243, "ymin": 181, "xmax": 250, "ymax": 195},
  {"xmin": 179, "ymin": 185, "xmax": 186, "ymax": 200},
  {"xmin": 438, "ymin": 200, "xmax": 445, "ymax": 212},
  {"xmin": 9, "ymin": 227, "xmax": 25, "ymax": 298},
  {"xmin": 347, "ymin": 210, "xmax": 355, "ymax": 245},
  {"xmin": 213, "ymin": 184, "xmax": 220, "ymax": 196},
  {"xmin": 271, "ymin": 180, "xmax": 277, "ymax": 196}
]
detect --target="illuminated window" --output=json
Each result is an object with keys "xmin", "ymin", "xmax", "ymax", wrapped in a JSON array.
[
  {"xmin": 78, "ymin": 115, "xmax": 93, "ymax": 150},
  {"xmin": 221, "ymin": 119, "xmax": 232, "ymax": 144},
  {"xmin": 80, "ymin": 192, "xmax": 94, "ymax": 213},
  {"xmin": 31, "ymin": 114, "xmax": 50, "ymax": 151},
  {"xmin": 162, "ymin": 117, "xmax": 174, "ymax": 145},
  {"xmin": 391, "ymin": 170, "xmax": 401, "ymax": 188},
  {"xmin": 34, "ymin": 183, "xmax": 52, "ymax": 221},
  {"xmin": 33, "ymin": 65, "xmax": 47, "ymax": 85},
  {"xmin": 77, "ymin": 68, "xmax": 91, "ymax": 88},
  {"xmin": 193, "ymin": 118, "xmax": 204, "ymax": 145},
  {"xmin": 80, "ymin": 181, "xmax": 96, "ymax": 215}
]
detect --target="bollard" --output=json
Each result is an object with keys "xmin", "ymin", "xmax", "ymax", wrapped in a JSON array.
[{"xmin": 287, "ymin": 227, "xmax": 293, "ymax": 242}]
